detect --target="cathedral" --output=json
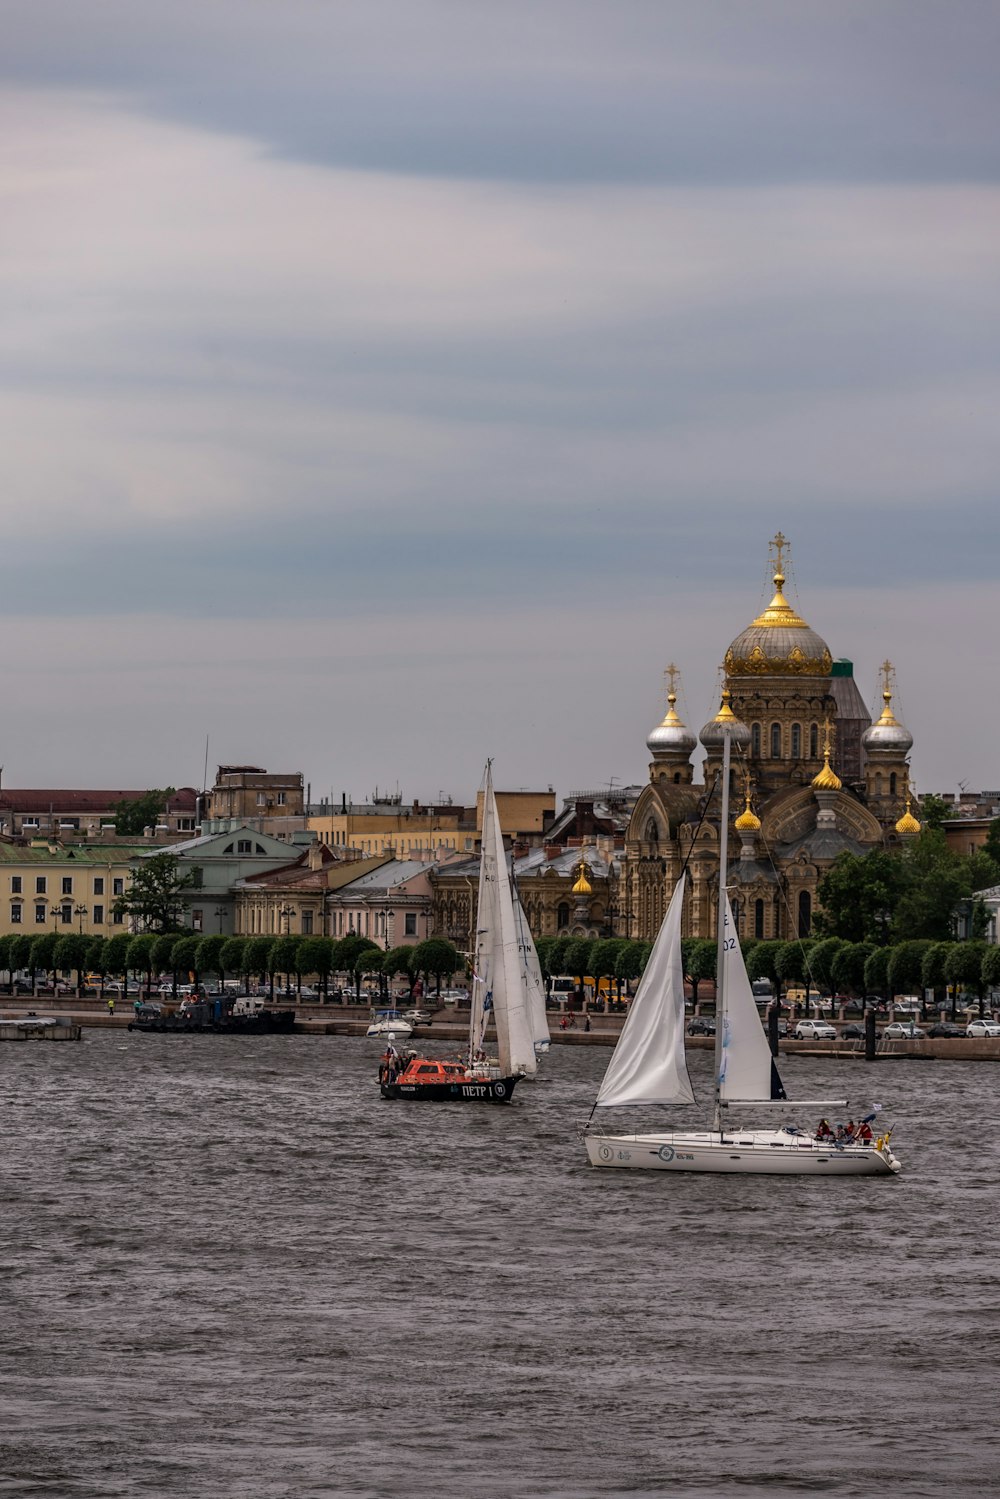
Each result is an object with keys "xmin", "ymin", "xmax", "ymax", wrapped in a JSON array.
[{"xmin": 620, "ymin": 533, "xmax": 919, "ymax": 944}]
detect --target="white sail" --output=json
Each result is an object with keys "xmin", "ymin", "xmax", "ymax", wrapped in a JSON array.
[
  {"xmin": 513, "ymin": 881, "xmax": 550, "ymax": 1054},
  {"xmin": 471, "ymin": 764, "xmax": 538, "ymax": 1077},
  {"xmin": 595, "ymin": 872, "xmax": 695, "ymax": 1108},
  {"xmin": 717, "ymin": 892, "xmax": 785, "ymax": 1103}
]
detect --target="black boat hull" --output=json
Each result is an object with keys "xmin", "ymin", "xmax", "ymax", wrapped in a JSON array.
[
  {"xmin": 381, "ymin": 1074, "xmax": 520, "ymax": 1103},
  {"xmin": 128, "ymin": 1010, "xmax": 296, "ymax": 1035}
]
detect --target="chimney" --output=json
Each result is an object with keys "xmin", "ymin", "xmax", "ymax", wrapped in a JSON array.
[
  {"xmin": 307, "ymin": 842, "xmax": 323, "ymax": 870},
  {"xmin": 545, "ymin": 843, "xmax": 562, "ymax": 860}
]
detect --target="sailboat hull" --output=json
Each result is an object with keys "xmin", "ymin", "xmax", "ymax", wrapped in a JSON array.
[
  {"xmin": 381, "ymin": 1074, "xmax": 522, "ymax": 1103},
  {"xmin": 585, "ymin": 1129, "xmax": 900, "ymax": 1176}
]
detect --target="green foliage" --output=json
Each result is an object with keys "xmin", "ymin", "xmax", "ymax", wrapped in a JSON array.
[
  {"xmin": 30, "ymin": 932, "xmax": 60, "ymax": 974},
  {"xmin": 171, "ymin": 935, "xmax": 200, "ymax": 975},
  {"xmin": 10, "ymin": 934, "xmax": 34, "ymax": 972},
  {"xmin": 745, "ymin": 940, "xmax": 784, "ymax": 987},
  {"xmin": 103, "ymin": 933, "xmax": 133, "ymax": 978},
  {"xmin": 85, "ymin": 936, "xmax": 106, "ymax": 974},
  {"xmin": 863, "ymin": 946, "xmax": 890, "ymax": 995},
  {"xmin": 534, "ymin": 935, "xmax": 557, "ymax": 977},
  {"xmin": 805, "ymin": 938, "xmax": 846, "ymax": 995},
  {"xmin": 815, "ymin": 850, "xmax": 904, "ymax": 944},
  {"xmin": 545, "ymin": 937, "xmax": 573, "ymax": 976},
  {"xmin": 381, "ymin": 945, "xmax": 414, "ymax": 980},
  {"xmin": 775, "ymin": 940, "xmax": 815, "ymax": 985},
  {"xmin": 982, "ymin": 817, "xmax": 1000, "ymax": 868},
  {"xmin": 982, "ymin": 945, "xmax": 1000, "ymax": 988},
  {"xmin": 614, "ymin": 940, "xmax": 646, "ymax": 983},
  {"xmin": 0, "ymin": 935, "xmax": 12, "ymax": 972},
  {"xmin": 686, "ymin": 940, "xmax": 717, "ymax": 994},
  {"xmin": 562, "ymin": 938, "xmax": 594, "ymax": 982},
  {"xmin": 113, "ymin": 853, "xmax": 193, "ymax": 934},
  {"xmin": 247, "ymin": 936, "xmax": 276, "ymax": 979},
  {"xmin": 270, "ymin": 935, "xmax": 300, "ymax": 980},
  {"xmin": 151, "ymin": 934, "xmax": 176, "ymax": 974},
  {"xmin": 297, "ymin": 936, "xmax": 334, "ymax": 982},
  {"xmin": 126, "ymin": 933, "xmax": 159, "ymax": 976},
  {"xmin": 589, "ymin": 939, "xmax": 625, "ymax": 980},
  {"xmin": 359, "ymin": 948, "xmax": 385, "ymax": 976},
  {"xmin": 219, "ymin": 936, "xmax": 248, "ymax": 975},
  {"xmin": 53, "ymin": 933, "xmax": 89, "ymax": 978},
  {"xmin": 410, "ymin": 938, "xmax": 460, "ymax": 985},
  {"xmin": 831, "ymin": 942, "xmax": 872, "ymax": 996},
  {"xmin": 195, "ymin": 934, "xmax": 226, "ymax": 977},
  {"xmin": 918, "ymin": 795, "xmax": 951, "ymax": 832},
  {"xmin": 944, "ymin": 940, "xmax": 988, "ymax": 1001},
  {"xmin": 887, "ymin": 940, "xmax": 932, "ymax": 995},
  {"xmin": 112, "ymin": 788, "xmax": 176, "ymax": 838}
]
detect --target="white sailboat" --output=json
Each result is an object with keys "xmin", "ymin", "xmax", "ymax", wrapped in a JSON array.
[
  {"xmin": 584, "ymin": 717, "xmax": 901, "ymax": 1175},
  {"xmin": 512, "ymin": 878, "xmax": 551, "ymax": 1058},
  {"xmin": 380, "ymin": 762, "xmax": 545, "ymax": 1103}
]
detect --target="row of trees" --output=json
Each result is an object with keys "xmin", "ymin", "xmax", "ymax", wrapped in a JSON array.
[{"xmin": 0, "ymin": 930, "xmax": 464, "ymax": 1001}]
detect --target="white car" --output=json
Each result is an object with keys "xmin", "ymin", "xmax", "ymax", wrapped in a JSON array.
[
  {"xmin": 883, "ymin": 1021, "xmax": 927, "ymax": 1039},
  {"xmin": 793, "ymin": 1019, "xmax": 837, "ymax": 1040},
  {"xmin": 966, "ymin": 1019, "xmax": 1000, "ymax": 1038}
]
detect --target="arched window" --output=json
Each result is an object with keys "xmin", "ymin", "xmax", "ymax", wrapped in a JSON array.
[
  {"xmin": 791, "ymin": 722, "xmax": 802, "ymax": 758},
  {"xmin": 798, "ymin": 890, "xmax": 811, "ymax": 938},
  {"xmin": 770, "ymin": 722, "xmax": 782, "ymax": 758},
  {"xmin": 751, "ymin": 722, "xmax": 761, "ymax": 757},
  {"xmin": 672, "ymin": 771, "xmax": 682, "ymax": 784},
  {"xmin": 557, "ymin": 902, "xmax": 570, "ymax": 929},
  {"xmin": 645, "ymin": 818, "xmax": 659, "ymax": 846},
  {"xmin": 889, "ymin": 772, "xmax": 897, "ymax": 795},
  {"xmin": 810, "ymin": 723, "xmax": 818, "ymax": 758},
  {"xmin": 874, "ymin": 772, "xmax": 883, "ymax": 795},
  {"xmin": 754, "ymin": 899, "xmax": 765, "ymax": 939}
]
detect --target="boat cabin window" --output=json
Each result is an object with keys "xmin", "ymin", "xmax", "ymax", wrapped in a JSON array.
[{"xmin": 417, "ymin": 1064, "xmax": 438, "ymax": 1074}]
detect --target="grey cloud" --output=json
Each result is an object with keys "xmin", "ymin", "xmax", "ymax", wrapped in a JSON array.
[{"xmin": 4, "ymin": 0, "xmax": 1000, "ymax": 184}]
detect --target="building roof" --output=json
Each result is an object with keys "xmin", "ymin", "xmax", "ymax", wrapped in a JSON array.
[
  {"xmin": 0, "ymin": 788, "xmax": 198, "ymax": 813},
  {"xmin": 0, "ymin": 841, "xmax": 152, "ymax": 865}
]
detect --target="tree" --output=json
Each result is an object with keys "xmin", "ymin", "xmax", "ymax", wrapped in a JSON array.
[
  {"xmin": 775, "ymin": 939, "xmax": 816, "ymax": 996},
  {"xmin": 0, "ymin": 934, "xmax": 13, "ymax": 977},
  {"xmin": 545, "ymin": 937, "xmax": 573, "ymax": 979},
  {"xmin": 945, "ymin": 940, "xmax": 989, "ymax": 1016},
  {"xmin": 219, "ymin": 936, "xmax": 248, "ymax": 978},
  {"xmin": 10, "ymin": 934, "xmax": 34, "ymax": 983},
  {"xmin": 151, "ymin": 934, "xmax": 177, "ymax": 984},
  {"xmin": 103, "ymin": 932, "xmax": 133, "ymax": 982},
  {"xmin": 982, "ymin": 944, "xmax": 1000, "ymax": 991},
  {"xmin": 359, "ymin": 946, "xmax": 386, "ymax": 998},
  {"xmin": 382, "ymin": 945, "xmax": 414, "ymax": 985},
  {"xmin": 297, "ymin": 936, "xmax": 335, "ymax": 998},
  {"xmin": 686, "ymin": 939, "xmax": 717, "ymax": 1007},
  {"xmin": 920, "ymin": 941, "xmax": 953, "ymax": 1012},
  {"xmin": 112, "ymin": 787, "xmax": 176, "ymax": 838},
  {"xmin": 127, "ymin": 934, "xmax": 159, "ymax": 993},
  {"xmin": 746, "ymin": 940, "xmax": 785, "ymax": 997},
  {"xmin": 270, "ymin": 935, "xmax": 301, "ymax": 996},
  {"xmin": 805, "ymin": 938, "xmax": 845, "ymax": 1002},
  {"xmin": 831, "ymin": 942, "xmax": 873, "ymax": 1000},
  {"xmin": 919, "ymin": 794, "xmax": 951, "ymax": 832},
  {"xmin": 247, "ymin": 936, "xmax": 276, "ymax": 990},
  {"xmin": 815, "ymin": 850, "xmax": 905, "ymax": 944},
  {"xmin": 982, "ymin": 817, "xmax": 1000, "ymax": 869},
  {"xmin": 614, "ymin": 940, "xmax": 645, "ymax": 994},
  {"xmin": 196, "ymin": 934, "xmax": 227, "ymax": 983},
  {"xmin": 410, "ymin": 938, "xmax": 460, "ymax": 996},
  {"xmin": 113, "ymin": 853, "xmax": 193, "ymax": 933},
  {"xmin": 30, "ymin": 932, "xmax": 60, "ymax": 987},
  {"xmin": 863, "ymin": 946, "xmax": 891, "ymax": 998},
  {"xmin": 53, "ymin": 933, "xmax": 90, "ymax": 993},
  {"xmin": 892, "ymin": 831, "xmax": 974, "ymax": 943},
  {"xmin": 171, "ymin": 935, "xmax": 201, "ymax": 984},
  {"xmin": 534, "ymin": 935, "xmax": 557, "ymax": 979},
  {"xmin": 589, "ymin": 939, "xmax": 626, "ymax": 1003},
  {"xmin": 85, "ymin": 936, "xmax": 107, "ymax": 981},
  {"xmin": 887, "ymin": 940, "xmax": 932, "ymax": 1012}
]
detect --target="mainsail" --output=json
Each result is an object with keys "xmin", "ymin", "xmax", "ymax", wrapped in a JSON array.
[
  {"xmin": 470, "ymin": 764, "xmax": 539, "ymax": 1077},
  {"xmin": 595, "ymin": 872, "xmax": 695, "ymax": 1109},
  {"xmin": 717, "ymin": 892, "xmax": 786, "ymax": 1103},
  {"xmin": 512, "ymin": 881, "xmax": 550, "ymax": 1055}
]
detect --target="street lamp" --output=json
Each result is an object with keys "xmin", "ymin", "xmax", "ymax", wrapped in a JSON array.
[
  {"xmin": 74, "ymin": 903, "xmax": 88, "ymax": 933},
  {"xmin": 278, "ymin": 905, "xmax": 296, "ymax": 998},
  {"xmin": 215, "ymin": 905, "xmax": 227, "ymax": 933}
]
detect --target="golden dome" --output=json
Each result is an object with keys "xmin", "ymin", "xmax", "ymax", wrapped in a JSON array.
[
  {"xmin": 895, "ymin": 797, "xmax": 921, "ymax": 836},
  {"xmin": 724, "ymin": 536, "xmax": 832, "ymax": 678},
  {"xmin": 734, "ymin": 783, "xmax": 761, "ymax": 833},
  {"xmin": 812, "ymin": 754, "xmax": 842, "ymax": 792},
  {"xmin": 571, "ymin": 856, "xmax": 592, "ymax": 895}
]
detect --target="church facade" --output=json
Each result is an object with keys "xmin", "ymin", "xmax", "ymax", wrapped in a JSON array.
[{"xmin": 619, "ymin": 534, "xmax": 919, "ymax": 944}]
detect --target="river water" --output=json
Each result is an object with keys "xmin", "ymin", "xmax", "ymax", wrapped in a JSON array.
[{"xmin": 3, "ymin": 1032, "xmax": 998, "ymax": 1498}]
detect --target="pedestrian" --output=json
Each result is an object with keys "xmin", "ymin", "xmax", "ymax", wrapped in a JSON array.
[
  {"xmin": 107, "ymin": 995, "xmax": 115, "ymax": 1017},
  {"xmin": 584, "ymin": 1015, "xmax": 591, "ymax": 1032}
]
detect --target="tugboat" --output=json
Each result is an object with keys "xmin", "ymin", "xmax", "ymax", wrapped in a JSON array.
[{"xmin": 128, "ymin": 993, "xmax": 295, "ymax": 1035}]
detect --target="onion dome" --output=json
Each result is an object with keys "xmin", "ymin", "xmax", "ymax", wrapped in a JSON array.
[
  {"xmin": 723, "ymin": 540, "xmax": 832, "ymax": 678},
  {"xmin": 734, "ymin": 784, "xmax": 761, "ymax": 834},
  {"xmin": 646, "ymin": 686, "xmax": 697, "ymax": 757},
  {"xmin": 895, "ymin": 797, "xmax": 921, "ymax": 836},
  {"xmin": 812, "ymin": 746, "xmax": 842, "ymax": 792},
  {"xmin": 571, "ymin": 856, "xmax": 592, "ymax": 895},
  {"xmin": 699, "ymin": 688, "xmax": 751, "ymax": 752},
  {"xmin": 862, "ymin": 667, "xmax": 913, "ymax": 755}
]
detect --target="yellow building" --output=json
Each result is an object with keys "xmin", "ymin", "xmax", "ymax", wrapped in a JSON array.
[{"xmin": 0, "ymin": 840, "xmax": 151, "ymax": 939}]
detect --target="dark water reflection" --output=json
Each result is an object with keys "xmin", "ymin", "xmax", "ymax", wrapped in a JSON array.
[{"xmin": 3, "ymin": 1033, "xmax": 998, "ymax": 1497}]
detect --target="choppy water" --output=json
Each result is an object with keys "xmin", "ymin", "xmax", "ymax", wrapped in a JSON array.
[{"xmin": 3, "ymin": 1032, "xmax": 999, "ymax": 1498}]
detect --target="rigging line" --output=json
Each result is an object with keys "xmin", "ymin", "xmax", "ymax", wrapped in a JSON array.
[{"xmin": 678, "ymin": 768, "xmax": 720, "ymax": 883}]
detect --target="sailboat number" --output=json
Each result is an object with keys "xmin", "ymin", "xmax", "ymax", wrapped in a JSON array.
[{"xmin": 723, "ymin": 937, "xmax": 737, "ymax": 950}]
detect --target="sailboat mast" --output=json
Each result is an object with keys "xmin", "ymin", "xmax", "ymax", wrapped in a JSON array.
[{"xmin": 711, "ymin": 724, "xmax": 732, "ymax": 1132}]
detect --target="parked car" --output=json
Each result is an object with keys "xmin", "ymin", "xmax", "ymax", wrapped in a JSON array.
[
  {"xmin": 403, "ymin": 1009, "xmax": 433, "ymax": 1025},
  {"xmin": 883, "ymin": 1021, "xmax": 926, "ymax": 1039},
  {"xmin": 965, "ymin": 1019, "xmax": 1000, "ymax": 1038},
  {"xmin": 687, "ymin": 1018, "xmax": 715, "ymax": 1036},
  {"xmin": 840, "ymin": 1023, "xmax": 866, "ymax": 1040},
  {"xmin": 794, "ymin": 1019, "xmax": 837, "ymax": 1040},
  {"xmin": 928, "ymin": 1022, "xmax": 965, "ymax": 1038},
  {"xmin": 133, "ymin": 1001, "xmax": 162, "ymax": 1019}
]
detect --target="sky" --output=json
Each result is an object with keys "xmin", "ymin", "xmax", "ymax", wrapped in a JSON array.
[{"xmin": 2, "ymin": 1, "xmax": 999, "ymax": 807}]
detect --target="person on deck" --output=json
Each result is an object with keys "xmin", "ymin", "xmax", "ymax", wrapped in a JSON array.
[{"xmin": 815, "ymin": 1118, "xmax": 833, "ymax": 1141}]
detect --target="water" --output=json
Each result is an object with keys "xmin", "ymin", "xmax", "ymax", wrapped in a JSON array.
[{"xmin": 3, "ymin": 1033, "xmax": 999, "ymax": 1498}]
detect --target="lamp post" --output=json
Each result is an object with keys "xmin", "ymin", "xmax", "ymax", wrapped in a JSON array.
[
  {"xmin": 278, "ymin": 905, "xmax": 296, "ymax": 998},
  {"xmin": 75, "ymin": 903, "xmax": 88, "ymax": 934},
  {"xmin": 215, "ymin": 905, "xmax": 227, "ymax": 934}
]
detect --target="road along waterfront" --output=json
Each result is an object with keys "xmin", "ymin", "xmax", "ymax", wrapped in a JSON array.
[{"xmin": 3, "ymin": 1030, "xmax": 999, "ymax": 1498}]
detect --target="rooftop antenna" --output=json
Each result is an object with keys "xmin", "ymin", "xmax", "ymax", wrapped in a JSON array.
[{"xmin": 202, "ymin": 735, "xmax": 210, "ymax": 793}]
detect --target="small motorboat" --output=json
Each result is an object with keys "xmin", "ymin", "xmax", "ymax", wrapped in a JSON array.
[
  {"xmin": 365, "ymin": 1010, "xmax": 414, "ymax": 1040},
  {"xmin": 380, "ymin": 1054, "xmax": 520, "ymax": 1103}
]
